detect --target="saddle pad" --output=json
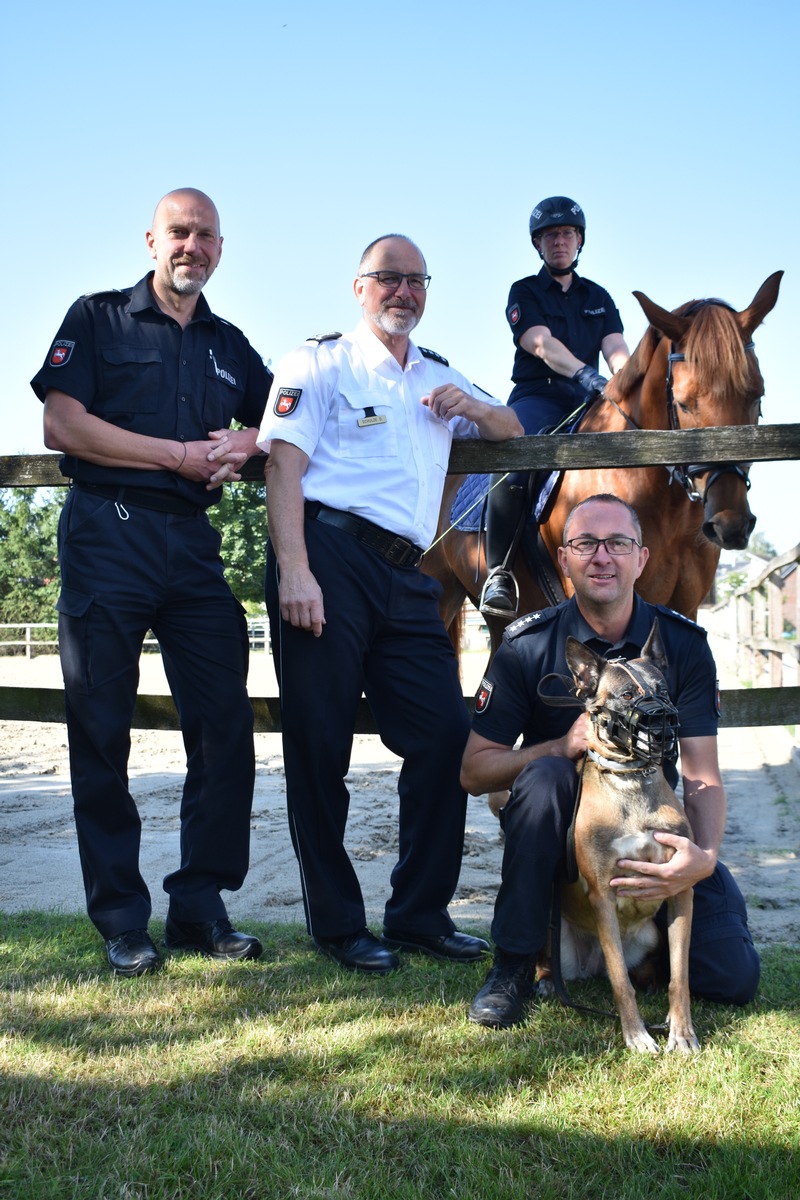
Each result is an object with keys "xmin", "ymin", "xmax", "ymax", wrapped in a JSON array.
[
  {"xmin": 450, "ymin": 405, "xmax": 587, "ymax": 532},
  {"xmin": 450, "ymin": 473, "xmax": 490, "ymax": 531},
  {"xmin": 450, "ymin": 469, "xmax": 560, "ymax": 531}
]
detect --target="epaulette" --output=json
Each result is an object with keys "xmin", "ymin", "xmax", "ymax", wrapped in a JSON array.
[
  {"xmin": 80, "ymin": 288, "xmax": 126, "ymax": 301},
  {"xmin": 307, "ymin": 332, "xmax": 342, "ymax": 344},
  {"xmin": 654, "ymin": 603, "xmax": 707, "ymax": 636},
  {"xmin": 419, "ymin": 346, "xmax": 449, "ymax": 366},
  {"xmin": 504, "ymin": 606, "xmax": 560, "ymax": 642}
]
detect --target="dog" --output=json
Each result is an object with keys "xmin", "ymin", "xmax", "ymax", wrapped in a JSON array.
[{"xmin": 543, "ymin": 619, "xmax": 699, "ymax": 1054}]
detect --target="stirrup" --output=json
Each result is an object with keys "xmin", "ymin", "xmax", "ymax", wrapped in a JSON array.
[{"xmin": 479, "ymin": 568, "xmax": 519, "ymax": 620}]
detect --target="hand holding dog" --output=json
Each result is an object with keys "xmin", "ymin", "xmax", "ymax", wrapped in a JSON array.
[{"xmin": 610, "ymin": 832, "xmax": 717, "ymax": 902}]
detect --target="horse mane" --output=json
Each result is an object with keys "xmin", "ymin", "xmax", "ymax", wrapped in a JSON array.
[
  {"xmin": 608, "ymin": 299, "xmax": 759, "ymax": 404},
  {"xmin": 674, "ymin": 301, "xmax": 756, "ymax": 398},
  {"xmin": 606, "ymin": 324, "xmax": 660, "ymax": 399}
]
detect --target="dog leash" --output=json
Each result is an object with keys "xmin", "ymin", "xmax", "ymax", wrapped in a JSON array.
[
  {"xmin": 536, "ymin": 674, "xmax": 670, "ymax": 1031},
  {"xmin": 547, "ymin": 883, "xmax": 669, "ymax": 1032}
]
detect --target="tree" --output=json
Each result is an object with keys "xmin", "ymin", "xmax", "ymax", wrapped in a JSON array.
[
  {"xmin": 0, "ymin": 489, "xmax": 61, "ymax": 624},
  {"xmin": 748, "ymin": 531, "xmax": 778, "ymax": 560},
  {"xmin": 208, "ymin": 480, "xmax": 268, "ymax": 610}
]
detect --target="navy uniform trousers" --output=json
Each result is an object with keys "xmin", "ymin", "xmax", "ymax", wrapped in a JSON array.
[
  {"xmin": 265, "ymin": 518, "xmax": 471, "ymax": 940},
  {"xmin": 56, "ymin": 487, "xmax": 255, "ymax": 939},
  {"xmin": 492, "ymin": 757, "xmax": 760, "ymax": 1005}
]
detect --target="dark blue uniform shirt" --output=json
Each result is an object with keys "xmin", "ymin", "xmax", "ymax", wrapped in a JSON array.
[
  {"xmin": 472, "ymin": 595, "xmax": 719, "ymax": 788},
  {"xmin": 31, "ymin": 273, "xmax": 272, "ymax": 508},
  {"xmin": 505, "ymin": 267, "xmax": 624, "ymax": 407}
]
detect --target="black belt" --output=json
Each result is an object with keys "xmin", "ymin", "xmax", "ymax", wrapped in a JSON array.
[
  {"xmin": 75, "ymin": 482, "xmax": 203, "ymax": 516},
  {"xmin": 304, "ymin": 501, "xmax": 424, "ymax": 568}
]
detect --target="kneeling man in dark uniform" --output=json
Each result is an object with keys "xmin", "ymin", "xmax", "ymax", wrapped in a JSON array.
[{"xmin": 463, "ymin": 493, "xmax": 759, "ymax": 1027}]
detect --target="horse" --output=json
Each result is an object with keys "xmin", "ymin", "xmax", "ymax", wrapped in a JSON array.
[{"xmin": 424, "ymin": 271, "xmax": 783, "ymax": 655}]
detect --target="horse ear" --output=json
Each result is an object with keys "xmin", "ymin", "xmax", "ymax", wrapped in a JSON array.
[
  {"xmin": 737, "ymin": 271, "xmax": 783, "ymax": 341},
  {"xmin": 565, "ymin": 636, "xmax": 603, "ymax": 698},
  {"xmin": 632, "ymin": 291, "xmax": 690, "ymax": 344},
  {"xmin": 641, "ymin": 619, "xmax": 669, "ymax": 674}
]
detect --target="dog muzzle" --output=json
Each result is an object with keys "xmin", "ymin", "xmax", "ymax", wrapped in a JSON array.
[{"xmin": 595, "ymin": 694, "xmax": 679, "ymax": 765}]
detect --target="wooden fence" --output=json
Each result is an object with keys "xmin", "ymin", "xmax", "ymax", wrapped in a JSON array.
[{"xmin": 2, "ymin": 423, "xmax": 799, "ymax": 733}]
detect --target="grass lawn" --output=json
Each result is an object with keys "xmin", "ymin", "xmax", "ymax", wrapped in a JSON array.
[{"xmin": 1, "ymin": 915, "xmax": 798, "ymax": 1199}]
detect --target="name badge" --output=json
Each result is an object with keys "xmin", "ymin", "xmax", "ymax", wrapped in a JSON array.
[{"xmin": 357, "ymin": 406, "xmax": 387, "ymax": 428}]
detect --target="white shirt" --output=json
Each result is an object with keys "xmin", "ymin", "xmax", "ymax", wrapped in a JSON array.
[{"xmin": 257, "ymin": 320, "xmax": 503, "ymax": 548}]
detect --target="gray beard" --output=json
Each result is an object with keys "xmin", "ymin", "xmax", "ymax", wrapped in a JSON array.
[
  {"xmin": 373, "ymin": 307, "xmax": 418, "ymax": 335},
  {"xmin": 170, "ymin": 272, "xmax": 206, "ymax": 296}
]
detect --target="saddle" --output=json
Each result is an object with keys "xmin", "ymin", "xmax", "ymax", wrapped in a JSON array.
[{"xmin": 449, "ymin": 408, "xmax": 587, "ymax": 607}]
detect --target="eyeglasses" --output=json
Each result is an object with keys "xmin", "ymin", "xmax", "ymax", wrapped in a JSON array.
[
  {"xmin": 539, "ymin": 227, "xmax": 580, "ymax": 242},
  {"xmin": 565, "ymin": 536, "xmax": 640, "ymax": 557},
  {"xmin": 359, "ymin": 271, "xmax": 431, "ymax": 291}
]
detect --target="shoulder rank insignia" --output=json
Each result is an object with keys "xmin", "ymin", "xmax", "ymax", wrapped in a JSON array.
[
  {"xmin": 307, "ymin": 332, "xmax": 342, "ymax": 344},
  {"xmin": 419, "ymin": 346, "xmax": 449, "ymax": 366},
  {"xmin": 505, "ymin": 606, "xmax": 560, "ymax": 641}
]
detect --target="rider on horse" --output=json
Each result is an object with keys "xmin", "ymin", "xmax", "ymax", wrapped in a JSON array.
[{"xmin": 480, "ymin": 196, "xmax": 630, "ymax": 620}]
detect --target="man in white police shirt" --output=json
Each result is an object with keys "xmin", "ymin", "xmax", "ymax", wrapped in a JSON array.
[
  {"xmin": 462, "ymin": 493, "xmax": 759, "ymax": 1029},
  {"xmin": 31, "ymin": 189, "xmax": 272, "ymax": 977},
  {"xmin": 258, "ymin": 234, "xmax": 522, "ymax": 973}
]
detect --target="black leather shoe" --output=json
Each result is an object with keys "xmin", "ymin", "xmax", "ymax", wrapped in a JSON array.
[
  {"xmin": 479, "ymin": 569, "xmax": 518, "ymax": 620},
  {"xmin": 382, "ymin": 929, "xmax": 490, "ymax": 963},
  {"xmin": 105, "ymin": 928, "xmax": 162, "ymax": 977},
  {"xmin": 313, "ymin": 928, "xmax": 399, "ymax": 974},
  {"xmin": 164, "ymin": 916, "xmax": 263, "ymax": 961},
  {"xmin": 468, "ymin": 952, "xmax": 536, "ymax": 1028}
]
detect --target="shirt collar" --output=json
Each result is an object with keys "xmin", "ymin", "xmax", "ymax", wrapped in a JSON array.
[
  {"xmin": 537, "ymin": 264, "xmax": 586, "ymax": 293},
  {"xmin": 566, "ymin": 593, "xmax": 651, "ymax": 656},
  {"xmin": 129, "ymin": 272, "xmax": 215, "ymax": 326}
]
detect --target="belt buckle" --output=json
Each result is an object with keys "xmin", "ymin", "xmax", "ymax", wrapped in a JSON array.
[{"xmin": 384, "ymin": 537, "xmax": 419, "ymax": 568}]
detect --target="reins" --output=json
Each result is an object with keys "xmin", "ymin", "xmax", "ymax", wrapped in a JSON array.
[{"xmin": 422, "ymin": 397, "xmax": 591, "ymax": 557}]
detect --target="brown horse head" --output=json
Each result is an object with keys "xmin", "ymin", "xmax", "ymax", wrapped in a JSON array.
[{"xmin": 630, "ymin": 271, "xmax": 783, "ymax": 549}]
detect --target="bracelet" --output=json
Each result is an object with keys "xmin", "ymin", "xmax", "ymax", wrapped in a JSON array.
[{"xmin": 179, "ymin": 441, "xmax": 187, "ymax": 469}]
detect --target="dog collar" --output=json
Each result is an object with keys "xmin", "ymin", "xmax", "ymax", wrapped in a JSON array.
[{"xmin": 587, "ymin": 748, "xmax": 658, "ymax": 775}]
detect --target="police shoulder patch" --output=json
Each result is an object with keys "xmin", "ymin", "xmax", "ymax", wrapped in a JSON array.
[
  {"xmin": 49, "ymin": 340, "xmax": 75, "ymax": 368},
  {"xmin": 419, "ymin": 346, "xmax": 449, "ymax": 366},
  {"xmin": 274, "ymin": 387, "xmax": 302, "ymax": 416},
  {"xmin": 507, "ymin": 303, "xmax": 521, "ymax": 326},
  {"xmin": 307, "ymin": 332, "xmax": 342, "ymax": 344},
  {"xmin": 505, "ymin": 606, "xmax": 560, "ymax": 642},
  {"xmin": 474, "ymin": 677, "xmax": 494, "ymax": 714}
]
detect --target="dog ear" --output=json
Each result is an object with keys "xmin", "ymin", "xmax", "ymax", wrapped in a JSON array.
[
  {"xmin": 565, "ymin": 636, "xmax": 603, "ymax": 698},
  {"xmin": 641, "ymin": 619, "xmax": 669, "ymax": 674}
]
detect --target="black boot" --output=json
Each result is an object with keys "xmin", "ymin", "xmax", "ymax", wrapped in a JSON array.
[{"xmin": 480, "ymin": 473, "xmax": 528, "ymax": 619}]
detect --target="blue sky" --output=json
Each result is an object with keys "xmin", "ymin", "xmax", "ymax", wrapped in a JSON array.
[{"xmin": 4, "ymin": 0, "xmax": 797, "ymax": 551}]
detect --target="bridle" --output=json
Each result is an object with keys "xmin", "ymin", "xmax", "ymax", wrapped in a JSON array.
[
  {"xmin": 664, "ymin": 299, "xmax": 756, "ymax": 503},
  {"xmin": 602, "ymin": 298, "xmax": 757, "ymax": 504}
]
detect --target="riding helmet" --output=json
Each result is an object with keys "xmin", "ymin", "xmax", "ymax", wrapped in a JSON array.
[{"xmin": 529, "ymin": 196, "xmax": 586, "ymax": 245}]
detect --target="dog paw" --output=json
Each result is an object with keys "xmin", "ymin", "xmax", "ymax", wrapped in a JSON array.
[{"xmin": 666, "ymin": 1028, "xmax": 700, "ymax": 1053}]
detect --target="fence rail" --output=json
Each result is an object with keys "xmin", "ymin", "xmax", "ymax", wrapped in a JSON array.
[
  {"xmin": 3, "ymin": 423, "xmax": 800, "ymax": 489},
  {"xmin": 0, "ymin": 620, "xmax": 270, "ymax": 657},
  {"xmin": 2, "ymin": 430, "xmax": 799, "ymax": 731}
]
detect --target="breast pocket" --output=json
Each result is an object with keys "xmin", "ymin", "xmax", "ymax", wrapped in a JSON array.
[
  {"xmin": 337, "ymin": 390, "xmax": 398, "ymax": 459},
  {"xmin": 204, "ymin": 352, "xmax": 244, "ymax": 429},
  {"xmin": 100, "ymin": 346, "xmax": 162, "ymax": 413}
]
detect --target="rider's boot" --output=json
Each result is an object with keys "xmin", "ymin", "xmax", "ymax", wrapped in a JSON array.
[{"xmin": 480, "ymin": 474, "xmax": 528, "ymax": 620}]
